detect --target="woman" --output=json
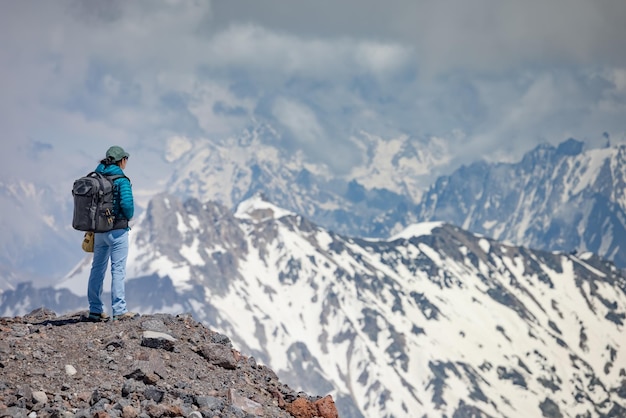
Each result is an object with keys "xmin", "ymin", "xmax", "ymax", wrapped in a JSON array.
[{"xmin": 86, "ymin": 145, "xmax": 137, "ymax": 322}]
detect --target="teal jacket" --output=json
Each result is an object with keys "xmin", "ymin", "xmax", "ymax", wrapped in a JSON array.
[{"xmin": 95, "ymin": 163, "xmax": 134, "ymax": 223}]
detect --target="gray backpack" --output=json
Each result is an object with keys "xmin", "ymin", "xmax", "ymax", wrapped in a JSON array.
[{"xmin": 72, "ymin": 172, "xmax": 126, "ymax": 232}]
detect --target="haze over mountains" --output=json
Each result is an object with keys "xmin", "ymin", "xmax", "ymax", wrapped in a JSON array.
[
  {"xmin": 1, "ymin": 132, "xmax": 626, "ymax": 417},
  {"xmin": 165, "ymin": 132, "xmax": 626, "ymax": 266},
  {"xmin": 2, "ymin": 130, "xmax": 625, "ymax": 287}
]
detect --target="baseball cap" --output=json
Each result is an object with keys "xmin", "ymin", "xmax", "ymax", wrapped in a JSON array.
[{"xmin": 106, "ymin": 146, "xmax": 130, "ymax": 162}]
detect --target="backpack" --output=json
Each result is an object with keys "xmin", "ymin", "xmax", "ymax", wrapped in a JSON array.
[{"xmin": 71, "ymin": 172, "xmax": 126, "ymax": 232}]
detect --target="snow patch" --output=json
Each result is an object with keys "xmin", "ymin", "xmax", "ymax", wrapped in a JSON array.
[
  {"xmin": 176, "ymin": 212, "xmax": 190, "ymax": 235},
  {"xmin": 482, "ymin": 220, "xmax": 497, "ymax": 230},
  {"xmin": 478, "ymin": 238, "xmax": 491, "ymax": 254},
  {"xmin": 390, "ymin": 221, "xmax": 444, "ymax": 241},
  {"xmin": 235, "ymin": 194, "xmax": 294, "ymax": 221},
  {"xmin": 180, "ymin": 238, "xmax": 205, "ymax": 266}
]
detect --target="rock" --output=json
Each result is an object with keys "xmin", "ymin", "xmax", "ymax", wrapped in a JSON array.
[
  {"xmin": 143, "ymin": 387, "xmax": 165, "ymax": 403},
  {"xmin": 65, "ymin": 364, "xmax": 77, "ymax": 376},
  {"xmin": 285, "ymin": 397, "xmax": 318, "ymax": 418},
  {"xmin": 140, "ymin": 319, "xmax": 170, "ymax": 333},
  {"xmin": 124, "ymin": 351, "xmax": 167, "ymax": 383},
  {"xmin": 25, "ymin": 307, "xmax": 56, "ymax": 321},
  {"xmin": 195, "ymin": 395, "xmax": 223, "ymax": 410},
  {"xmin": 0, "ymin": 310, "xmax": 330, "ymax": 418},
  {"xmin": 143, "ymin": 403, "xmax": 184, "ymax": 417},
  {"xmin": 227, "ymin": 388, "xmax": 263, "ymax": 416},
  {"xmin": 121, "ymin": 405, "xmax": 138, "ymax": 418},
  {"xmin": 197, "ymin": 343, "xmax": 237, "ymax": 369},
  {"xmin": 141, "ymin": 331, "xmax": 176, "ymax": 352},
  {"xmin": 315, "ymin": 395, "xmax": 339, "ymax": 418},
  {"xmin": 283, "ymin": 395, "xmax": 339, "ymax": 418},
  {"xmin": 31, "ymin": 391, "xmax": 47, "ymax": 404},
  {"xmin": 1, "ymin": 406, "xmax": 29, "ymax": 418},
  {"xmin": 210, "ymin": 333, "xmax": 232, "ymax": 346}
]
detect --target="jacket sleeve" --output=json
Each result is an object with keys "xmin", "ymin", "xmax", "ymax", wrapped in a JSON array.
[{"xmin": 117, "ymin": 177, "xmax": 134, "ymax": 220}]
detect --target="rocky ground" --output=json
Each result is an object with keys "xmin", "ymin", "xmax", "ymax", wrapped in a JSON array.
[{"xmin": 0, "ymin": 308, "xmax": 339, "ymax": 418}]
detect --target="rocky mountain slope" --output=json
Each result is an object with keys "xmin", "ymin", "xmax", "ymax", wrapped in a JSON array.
[
  {"xmin": 3, "ymin": 193, "xmax": 626, "ymax": 417},
  {"xmin": 0, "ymin": 308, "xmax": 338, "ymax": 418}
]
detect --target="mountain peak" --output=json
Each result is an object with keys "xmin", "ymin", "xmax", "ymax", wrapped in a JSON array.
[
  {"xmin": 234, "ymin": 193, "xmax": 295, "ymax": 222},
  {"xmin": 556, "ymin": 137, "xmax": 584, "ymax": 156}
]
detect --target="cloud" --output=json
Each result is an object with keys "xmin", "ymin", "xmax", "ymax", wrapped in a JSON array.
[
  {"xmin": 204, "ymin": 23, "xmax": 413, "ymax": 82},
  {"xmin": 28, "ymin": 141, "xmax": 54, "ymax": 158},
  {"xmin": 272, "ymin": 97, "xmax": 325, "ymax": 144},
  {"xmin": 0, "ymin": 0, "xmax": 625, "ymax": 192},
  {"xmin": 450, "ymin": 70, "xmax": 625, "ymax": 165},
  {"xmin": 165, "ymin": 136, "xmax": 193, "ymax": 163},
  {"xmin": 187, "ymin": 82, "xmax": 256, "ymax": 138},
  {"xmin": 271, "ymin": 97, "xmax": 361, "ymax": 171},
  {"xmin": 212, "ymin": 0, "xmax": 626, "ymax": 74},
  {"xmin": 610, "ymin": 69, "xmax": 626, "ymax": 92}
]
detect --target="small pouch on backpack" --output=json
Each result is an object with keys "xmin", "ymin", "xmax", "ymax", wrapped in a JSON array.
[{"xmin": 82, "ymin": 231, "xmax": 94, "ymax": 253}]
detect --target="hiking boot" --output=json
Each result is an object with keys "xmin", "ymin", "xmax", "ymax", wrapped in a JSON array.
[
  {"xmin": 85, "ymin": 312, "xmax": 109, "ymax": 322},
  {"xmin": 112, "ymin": 312, "xmax": 139, "ymax": 321}
]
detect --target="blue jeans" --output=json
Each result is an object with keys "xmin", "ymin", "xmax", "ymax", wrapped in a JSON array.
[{"xmin": 87, "ymin": 229, "xmax": 129, "ymax": 316}]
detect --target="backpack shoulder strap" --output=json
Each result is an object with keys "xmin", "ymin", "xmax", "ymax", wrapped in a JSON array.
[{"xmin": 106, "ymin": 174, "xmax": 131, "ymax": 189}]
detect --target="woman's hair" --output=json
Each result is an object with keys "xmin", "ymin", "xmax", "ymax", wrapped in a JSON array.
[{"xmin": 100, "ymin": 156, "xmax": 117, "ymax": 166}]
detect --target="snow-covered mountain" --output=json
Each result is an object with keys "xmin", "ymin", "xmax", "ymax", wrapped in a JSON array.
[
  {"xmin": 165, "ymin": 125, "xmax": 449, "ymax": 239},
  {"xmin": 416, "ymin": 139, "xmax": 626, "ymax": 267},
  {"xmin": 3, "ymin": 193, "xmax": 625, "ymax": 418},
  {"xmin": 166, "ymin": 132, "xmax": 626, "ymax": 268}
]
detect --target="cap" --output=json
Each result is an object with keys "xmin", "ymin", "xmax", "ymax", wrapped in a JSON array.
[{"xmin": 106, "ymin": 146, "xmax": 130, "ymax": 162}]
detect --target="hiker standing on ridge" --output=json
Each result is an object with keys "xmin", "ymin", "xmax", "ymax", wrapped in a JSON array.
[{"xmin": 86, "ymin": 146, "xmax": 137, "ymax": 322}]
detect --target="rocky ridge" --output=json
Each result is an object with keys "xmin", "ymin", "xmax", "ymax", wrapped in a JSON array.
[{"xmin": 0, "ymin": 308, "xmax": 338, "ymax": 418}]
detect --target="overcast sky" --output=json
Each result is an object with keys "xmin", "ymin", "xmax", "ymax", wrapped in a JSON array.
[{"xmin": 1, "ymin": 0, "xmax": 625, "ymax": 198}]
